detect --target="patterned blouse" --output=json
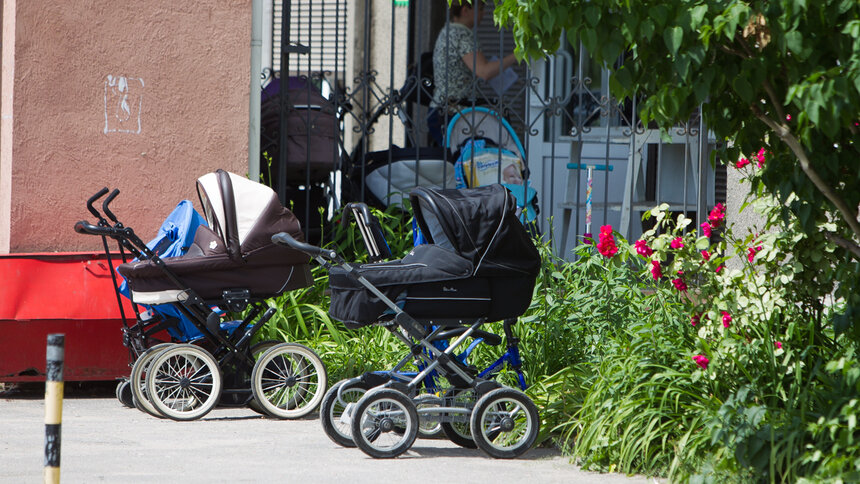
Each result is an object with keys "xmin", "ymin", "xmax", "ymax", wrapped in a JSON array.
[{"xmin": 430, "ymin": 22, "xmax": 478, "ymax": 109}]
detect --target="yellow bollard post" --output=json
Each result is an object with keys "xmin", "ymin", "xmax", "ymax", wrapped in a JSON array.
[{"xmin": 44, "ymin": 334, "xmax": 64, "ymax": 484}]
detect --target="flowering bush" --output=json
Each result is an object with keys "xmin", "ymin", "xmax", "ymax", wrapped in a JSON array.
[{"xmin": 596, "ymin": 225, "xmax": 618, "ymax": 258}]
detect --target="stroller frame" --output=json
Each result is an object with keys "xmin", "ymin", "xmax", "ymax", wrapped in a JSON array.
[
  {"xmin": 273, "ymin": 188, "xmax": 540, "ymax": 459},
  {"xmin": 76, "ymin": 179, "xmax": 327, "ymax": 421}
]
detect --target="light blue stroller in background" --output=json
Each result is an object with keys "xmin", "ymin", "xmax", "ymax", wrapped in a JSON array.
[{"xmin": 446, "ymin": 107, "xmax": 539, "ymax": 232}]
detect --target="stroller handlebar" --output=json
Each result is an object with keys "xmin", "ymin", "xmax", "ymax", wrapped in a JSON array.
[
  {"xmin": 75, "ymin": 220, "xmax": 117, "ymax": 237},
  {"xmin": 87, "ymin": 187, "xmax": 110, "ymax": 218},
  {"xmin": 272, "ymin": 232, "xmax": 337, "ymax": 260},
  {"xmin": 103, "ymin": 189, "xmax": 120, "ymax": 222},
  {"xmin": 344, "ymin": 202, "xmax": 372, "ymax": 226}
]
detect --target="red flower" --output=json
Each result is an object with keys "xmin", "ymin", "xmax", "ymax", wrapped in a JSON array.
[
  {"xmin": 670, "ymin": 237, "xmax": 684, "ymax": 249},
  {"xmin": 735, "ymin": 157, "xmax": 750, "ymax": 169},
  {"xmin": 690, "ymin": 313, "xmax": 700, "ymax": 326},
  {"xmin": 634, "ymin": 239, "xmax": 653, "ymax": 256},
  {"xmin": 650, "ymin": 260, "xmax": 662, "ymax": 280},
  {"xmin": 747, "ymin": 246, "xmax": 763, "ymax": 263},
  {"xmin": 701, "ymin": 222, "xmax": 712, "ymax": 238},
  {"xmin": 774, "ymin": 341, "xmax": 783, "ymax": 350},
  {"xmin": 708, "ymin": 203, "xmax": 726, "ymax": 227},
  {"xmin": 786, "ymin": 114, "xmax": 792, "ymax": 121},
  {"xmin": 721, "ymin": 311, "xmax": 732, "ymax": 328},
  {"xmin": 692, "ymin": 354, "xmax": 709, "ymax": 369},
  {"xmin": 596, "ymin": 225, "xmax": 618, "ymax": 258},
  {"xmin": 672, "ymin": 272, "xmax": 687, "ymax": 292},
  {"xmin": 716, "ymin": 264, "xmax": 724, "ymax": 273},
  {"xmin": 583, "ymin": 232, "xmax": 593, "ymax": 244},
  {"xmin": 756, "ymin": 148, "xmax": 766, "ymax": 168},
  {"xmin": 701, "ymin": 250, "xmax": 711, "ymax": 261}
]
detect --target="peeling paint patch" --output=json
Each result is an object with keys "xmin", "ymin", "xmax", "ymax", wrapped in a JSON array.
[{"xmin": 104, "ymin": 75, "xmax": 144, "ymax": 134}]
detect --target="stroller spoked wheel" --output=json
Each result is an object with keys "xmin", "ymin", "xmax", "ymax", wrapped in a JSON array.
[
  {"xmin": 115, "ymin": 379, "xmax": 134, "ymax": 408},
  {"xmin": 320, "ymin": 378, "xmax": 373, "ymax": 447},
  {"xmin": 440, "ymin": 388, "xmax": 478, "ymax": 449},
  {"xmin": 245, "ymin": 340, "xmax": 283, "ymax": 415},
  {"xmin": 145, "ymin": 344, "xmax": 223, "ymax": 421},
  {"xmin": 351, "ymin": 388, "xmax": 419, "ymax": 459},
  {"xmin": 414, "ymin": 394, "xmax": 444, "ymax": 439},
  {"xmin": 250, "ymin": 342, "xmax": 327, "ymax": 419},
  {"xmin": 130, "ymin": 343, "xmax": 175, "ymax": 418},
  {"xmin": 469, "ymin": 388, "xmax": 540, "ymax": 459}
]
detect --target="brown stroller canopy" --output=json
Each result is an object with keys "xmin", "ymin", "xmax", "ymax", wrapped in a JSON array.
[{"xmin": 118, "ymin": 170, "xmax": 312, "ymax": 304}]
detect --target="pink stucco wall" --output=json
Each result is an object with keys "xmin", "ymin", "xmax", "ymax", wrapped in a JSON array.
[{"xmin": 2, "ymin": 1, "xmax": 251, "ymax": 252}]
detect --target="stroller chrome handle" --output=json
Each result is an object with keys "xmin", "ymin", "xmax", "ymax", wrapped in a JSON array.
[{"xmin": 272, "ymin": 232, "xmax": 337, "ymax": 260}]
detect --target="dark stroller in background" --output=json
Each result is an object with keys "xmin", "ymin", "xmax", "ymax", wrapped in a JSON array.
[
  {"xmin": 273, "ymin": 184, "xmax": 541, "ymax": 458},
  {"xmin": 76, "ymin": 170, "xmax": 328, "ymax": 420}
]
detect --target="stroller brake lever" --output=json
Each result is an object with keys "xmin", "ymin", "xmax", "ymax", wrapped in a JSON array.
[{"xmin": 272, "ymin": 232, "xmax": 337, "ymax": 260}]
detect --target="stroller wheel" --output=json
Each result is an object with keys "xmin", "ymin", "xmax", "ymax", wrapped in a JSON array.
[
  {"xmin": 250, "ymin": 343, "xmax": 327, "ymax": 419},
  {"xmin": 351, "ymin": 388, "xmax": 418, "ymax": 459},
  {"xmin": 414, "ymin": 394, "xmax": 444, "ymax": 439},
  {"xmin": 320, "ymin": 378, "xmax": 372, "ymax": 447},
  {"xmin": 440, "ymin": 388, "xmax": 477, "ymax": 448},
  {"xmin": 130, "ymin": 343, "xmax": 175, "ymax": 418},
  {"xmin": 246, "ymin": 340, "xmax": 282, "ymax": 415},
  {"xmin": 470, "ymin": 388, "xmax": 540, "ymax": 459},
  {"xmin": 145, "ymin": 344, "xmax": 222, "ymax": 421},
  {"xmin": 115, "ymin": 379, "xmax": 134, "ymax": 408}
]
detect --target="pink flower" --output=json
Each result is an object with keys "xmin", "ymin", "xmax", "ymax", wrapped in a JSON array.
[
  {"xmin": 716, "ymin": 264, "xmax": 724, "ymax": 273},
  {"xmin": 746, "ymin": 244, "xmax": 763, "ymax": 263},
  {"xmin": 672, "ymin": 272, "xmax": 688, "ymax": 292},
  {"xmin": 692, "ymin": 354, "xmax": 709, "ymax": 370},
  {"xmin": 721, "ymin": 311, "xmax": 732, "ymax": 328},
  {"xmin": 786, "ymin": 114, "xmax": 792, "ymax": 121},
  {"xmin": 774, "ymin": 341, "xmax": 782, "ymax": 349},
  {"xmin": 583, "ymin": 232, "xmax": 593, "ymax": 244},
  {"xmin": 735, "ymin": 157, "xmax": 750, "ymax": 169},
  {"xmin": 634, "ymin": 239, "xmax": 653, "ymax": 257},
  {"xmin": 701, "ymin": 222, "xmax": 712, "ymax": 238},
  {"xmin": 650, "ymin": 260, "xmax": 663, "ymax": 280},
  {"xmin": 690, "ymin": 313, "xmax": 700, "ymax": 326},
  {"xmin": 708, "ymin": 203, "xmax": 726, "ymax": 227},
  {"xmin": 596, "ymin": 225, "xmax": 618, "ymax": 258},
  {"xmin": 756, "ymin": 148, "xmax": 766, "ymax": 168},
  {"xmin": 670, "ymin": 237, "xmax": 684, "ymax": 249},
  {"xmin": 701, "ymin": 250, "xmax": 711, "ymax": 261}
]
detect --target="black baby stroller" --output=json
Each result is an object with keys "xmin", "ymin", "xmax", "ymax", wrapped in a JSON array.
[
  {"xmin": 273, "ymin": 183, "xmax": 541, "ymax": 458},
  {"xmin": 75, "ymin": 170, "xmax": 328, "ymax": 421}
]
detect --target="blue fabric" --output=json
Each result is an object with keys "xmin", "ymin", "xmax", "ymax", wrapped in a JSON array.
[{"xmin": 118, "ymin": 200, "xmax": 208, "ymax": 341}]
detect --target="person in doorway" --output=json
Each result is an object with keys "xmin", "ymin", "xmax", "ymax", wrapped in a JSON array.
[{"xmin": 427, "ymin": 0, "xmax": 518, "ymax": 147}]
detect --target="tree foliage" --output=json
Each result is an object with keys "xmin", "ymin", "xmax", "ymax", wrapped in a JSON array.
[{"xmin": 495, "ymin": 0, "xmax": 860, "ymax": 334}]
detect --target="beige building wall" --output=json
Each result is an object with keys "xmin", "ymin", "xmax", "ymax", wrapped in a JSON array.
[{"xmin": 0, "ymin": 1, "xmax": 251, "ymax": 253}]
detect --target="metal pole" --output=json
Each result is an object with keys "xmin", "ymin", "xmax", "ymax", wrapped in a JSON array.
[
  {"xmin": 44, "ymin": 334, "xmax": 64, "ymax": 484},
  {"xmin": 248, "ymin": 0, "xmax": 263, "ymax": 183}
]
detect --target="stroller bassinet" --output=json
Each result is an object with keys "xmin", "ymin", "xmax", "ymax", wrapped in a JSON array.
[
  {"xmin": 328, "ymin": 184, "xmax": 540, "ymax": 328},
  {"xmin": 118, "ymin": 170, "xmax": 313, "ymax": 304}
]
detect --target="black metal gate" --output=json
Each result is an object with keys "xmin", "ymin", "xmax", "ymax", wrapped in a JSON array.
[{"xmin": 260, "ymin": 0, "xmax": 722, "ymax": 256}]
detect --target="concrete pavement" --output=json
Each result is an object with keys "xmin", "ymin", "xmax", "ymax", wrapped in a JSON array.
[{"xmin": 0, "ymin": 384, "xmax": 659, "ymax": 484}]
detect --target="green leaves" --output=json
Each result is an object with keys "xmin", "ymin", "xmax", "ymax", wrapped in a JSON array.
[{"xmin": 664, "ymin": 26, "xmax": 684, "ymax": 56}]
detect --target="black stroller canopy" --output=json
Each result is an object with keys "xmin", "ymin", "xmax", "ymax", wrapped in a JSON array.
[{"xmin": 410, "ymin": 184, "xmax": 540, "ymax": 278}]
